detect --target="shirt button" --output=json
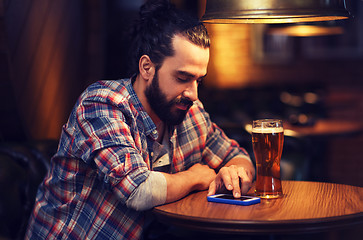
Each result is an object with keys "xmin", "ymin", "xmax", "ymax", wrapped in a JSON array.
[{"xmin": 104, "ymin": 175, "xmax": 109, "ymax": 183}]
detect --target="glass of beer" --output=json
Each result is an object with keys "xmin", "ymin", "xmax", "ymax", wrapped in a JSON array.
[{"xmin": 252, "ymin": 119, "xmax": 284, "ymax": 199}]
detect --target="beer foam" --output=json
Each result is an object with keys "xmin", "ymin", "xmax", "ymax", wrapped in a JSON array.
[{"xmin": 252, "ymin": 127, "xmax": 284, "ymax": 133}]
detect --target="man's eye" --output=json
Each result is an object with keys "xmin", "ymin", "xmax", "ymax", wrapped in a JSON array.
[{"xmin": 177, "ymin": 78, "xmax": 189, "ymax": 83}]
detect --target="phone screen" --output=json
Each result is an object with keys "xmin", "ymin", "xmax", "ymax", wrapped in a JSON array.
[
  {"xmin": 214, "ymin": 195, "xmax": 252, "ymax": 201},
  {"xmin": 207, "ymin": 194, "xmax": 260, "ymax": 205}
]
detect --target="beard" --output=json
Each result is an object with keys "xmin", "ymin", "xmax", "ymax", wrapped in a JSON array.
[{"xmin": 144, "ymin": 71, "xmax": 194, "ymax": 126}]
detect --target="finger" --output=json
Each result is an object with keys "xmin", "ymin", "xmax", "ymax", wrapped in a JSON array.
[
  {"xmin": 238, "ymin": 168, "xmax": 252, "ymax": 195},
  {"xmin": 227, "ymin": 166, "xmax": 241, "ymax": 198},
  {"xmin": 207, "ymin": 181, "xmax": 216, "ymax": 196},
  {"xmin": 218, "ymin": 168, "xmax": 233, "ymax": 191}
]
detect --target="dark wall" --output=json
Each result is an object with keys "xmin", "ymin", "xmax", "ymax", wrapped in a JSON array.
[
  {"xmin": 102, "ymin": 0, "xmax": 199, "ymax": 79},
  {"xmin": 2, "ymin": 0, "xmax": 88, "ymax": 140}
]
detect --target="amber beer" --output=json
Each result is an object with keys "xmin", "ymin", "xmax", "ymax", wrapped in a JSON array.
[{"xmin": 252, "ymin": 119, "xmax": 284, "ymax": 198}]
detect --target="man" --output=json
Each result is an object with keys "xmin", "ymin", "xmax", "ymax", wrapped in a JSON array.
[{"xmin": 25, "ymin": 0, "xmax": 255, "ymax": 239}]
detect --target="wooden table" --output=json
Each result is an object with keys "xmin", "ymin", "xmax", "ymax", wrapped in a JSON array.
[{"xmin": 153, "ymin": 181, "xmax": 363, "ymax": 235}]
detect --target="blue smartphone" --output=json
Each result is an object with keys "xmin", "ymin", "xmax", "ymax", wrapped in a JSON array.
[{"xmin": 207, "ymin": 194, "xmax": 260, "ymax": 206}]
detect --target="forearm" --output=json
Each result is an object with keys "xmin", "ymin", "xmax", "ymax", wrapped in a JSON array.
[
  {"xmin": 126, "ymin": 168, "xmax": 208, "ymax": 209},
  {"xmin": 126, "ymin": 170, "xmax": 204, "ymax": 210},
  {"xmin": 161, "ymin": 171, "xmax": 196, "ymax": 203},
  {"xmin": 161, "ymin": 163, "xmax": 216, "ymax": 203}
]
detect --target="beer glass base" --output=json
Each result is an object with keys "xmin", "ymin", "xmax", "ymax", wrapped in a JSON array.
[{"xmin": 255, "ymin": 192, "xmax": 283, "ymax": 199}]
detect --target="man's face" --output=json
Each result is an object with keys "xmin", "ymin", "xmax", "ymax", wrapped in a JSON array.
[
  {"xmin": 145, "ymin": 34, "xmax": 210, "ymax": 126},
  {"xmin": 145, "ymin": 71, "xmax": 193, "ymax": 125}
]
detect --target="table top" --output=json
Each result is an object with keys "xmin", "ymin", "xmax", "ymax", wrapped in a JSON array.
[
  {"xmin": 153, "ymin": 181, "xmax": 363, "ymax": 235},
  {"xmin": 283, "ymin": 120, "xmax": 363, "ymax": 138}
]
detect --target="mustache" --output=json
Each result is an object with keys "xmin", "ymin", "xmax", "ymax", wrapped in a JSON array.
[{"xmin": 173, "ymin": 97, "xmax": 194, "ymax": 108}]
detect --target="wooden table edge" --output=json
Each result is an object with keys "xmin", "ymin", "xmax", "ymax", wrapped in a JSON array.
[{"xmin": 153, "ymin": 207, "xmax": 363, "ymax": 235}]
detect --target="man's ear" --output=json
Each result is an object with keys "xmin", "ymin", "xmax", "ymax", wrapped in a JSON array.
[{"xmin": 139, "ymin": 55, "xmax": 155, "ymax": 81}]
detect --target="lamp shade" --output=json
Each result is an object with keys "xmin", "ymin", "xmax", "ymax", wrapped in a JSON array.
[{"xmin": 201, "ymin": 0, "xmax": 350, "ymax": 24}]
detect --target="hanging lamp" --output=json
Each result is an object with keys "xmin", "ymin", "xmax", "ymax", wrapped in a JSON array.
[{"xmin": 201, "ymin": 0, "xmax": 350, "ymax": 24}]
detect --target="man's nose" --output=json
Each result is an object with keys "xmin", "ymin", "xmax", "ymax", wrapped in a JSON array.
[{"xmin": 183, "ymin": 81, "xmax": 199, "ymax": 102}]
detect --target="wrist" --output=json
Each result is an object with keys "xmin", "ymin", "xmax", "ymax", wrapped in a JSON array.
[{"xmin": 161, "ymin": 170, "xmax": 199, "ymax": 203}]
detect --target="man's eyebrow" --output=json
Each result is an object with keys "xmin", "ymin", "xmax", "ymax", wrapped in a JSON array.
[{"xmin": 176, "ymin": 70, "xmax": 207, "ymax": 79}]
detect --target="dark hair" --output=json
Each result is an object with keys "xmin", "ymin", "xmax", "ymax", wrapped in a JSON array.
[{"xmin": 128, "ymin": 0, "xmax": 210, "ymax": 76}]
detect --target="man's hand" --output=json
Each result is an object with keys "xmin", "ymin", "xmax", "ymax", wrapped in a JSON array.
[
  {"xmin": 207, "ymin": 157, "xmax": 255, "ymax": 198},
  {"xmin": 188, "ymin": 163, "xmax": 217, "ymax": 191}
]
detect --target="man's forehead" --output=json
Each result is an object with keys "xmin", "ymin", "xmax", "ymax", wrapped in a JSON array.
[{"xmin": 161, "ymin": 34, "xmax": 209, "ymax": 77}]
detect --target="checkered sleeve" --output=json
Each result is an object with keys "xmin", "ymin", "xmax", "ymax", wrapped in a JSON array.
[
  {"xmin": 67, "ymin": 85, "xmax": 150, "ymax": 203},
  {"xmin": 195, "ymin": 101, "xmax": 251, "ymax": 169}
]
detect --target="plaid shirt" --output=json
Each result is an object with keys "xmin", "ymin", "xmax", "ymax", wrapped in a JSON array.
[{"xmin": 25, "ymin": 79, "xmax": 250, "ymax": 240}]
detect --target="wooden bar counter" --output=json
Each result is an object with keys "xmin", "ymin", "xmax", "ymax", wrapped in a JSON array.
[{"xmin": 153, "ymin": 181, "xmax": 363, "ymax": 235}]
